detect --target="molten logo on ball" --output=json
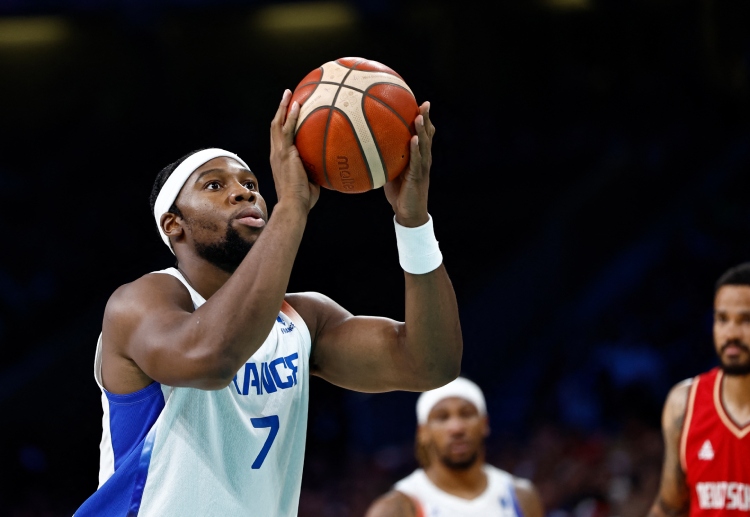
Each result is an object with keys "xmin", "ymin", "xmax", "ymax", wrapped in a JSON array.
[
  {"xmin": 288, "ymin": 57, "xmax": 419, "ymax": 194},
  {"xmin": 337, "ymin": 155, "xmax": 354, "ymax": 191}
]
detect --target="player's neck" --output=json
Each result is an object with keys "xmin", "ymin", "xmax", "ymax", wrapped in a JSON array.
[
  {"xmin": 425, "ymin": 457, "xmax": 488, "ymax": 500},
  {"xmin": 722, "ymin": 371, "xmax": 750, "ymax": 425},
  {"xmin": 175, "ymin": 253, "xmax": 233, "ymax": 300}
]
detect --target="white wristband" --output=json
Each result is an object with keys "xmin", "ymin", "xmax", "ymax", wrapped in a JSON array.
[{"xmin": 394, "ymin": 215, "xmax": 443, "ymax": 275}]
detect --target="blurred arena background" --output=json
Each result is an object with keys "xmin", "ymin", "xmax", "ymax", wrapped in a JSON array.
[{"xmin": 1, "ymin": 0, "xmax": 750, "ymax": 515}]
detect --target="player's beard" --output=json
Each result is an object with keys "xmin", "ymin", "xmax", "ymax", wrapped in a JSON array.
[
  {"xmin": 195, "ymin": 224, "xmax": 253, "ymax": 274},
  {"xmin": 438, "ymin": 450, "xmax": 480, "ymax": 471},
  {"xmin": 433, "ymin": 441, "xmax": 482, "ymax": 471},
  {"xmin": 717, "ymin": 340, "xmax": 750, "ymax": 376}
]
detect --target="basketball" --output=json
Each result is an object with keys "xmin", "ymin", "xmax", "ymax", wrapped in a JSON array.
[{"xmin": 288, "ymin": 57, "xmax": 420, "ymax": 193}]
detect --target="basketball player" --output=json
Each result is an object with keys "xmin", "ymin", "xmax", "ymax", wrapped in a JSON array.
[
  {"xmin": 73, "ymin": 90, "xmax": 462, "ymax": 516},
  {"xmin": 365, "ymin": 377, "xmax": 544, "ymax": 517},
  {"xmin": 647, "ymin": 262, "xmax": 750, "ymax": 517}
]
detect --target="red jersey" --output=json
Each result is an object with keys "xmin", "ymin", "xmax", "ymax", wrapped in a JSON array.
[{"xmin": 681, "ymin": 367, "xmax": 750, "ymax": 516}]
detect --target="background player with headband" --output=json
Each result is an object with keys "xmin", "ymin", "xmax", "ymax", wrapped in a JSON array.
[
  {"xmin": 73, "ymin": 90, "xmax": 462, "ymax": 516},
  {"xmin": 648, "ymin": 262, "xmax": 750, "ymax": 517},
  {"xmin": 365, "ymin": 377, "xmax": 544, "ymax": 517}
]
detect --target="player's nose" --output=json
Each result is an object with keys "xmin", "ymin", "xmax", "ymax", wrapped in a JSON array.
[
  {"xmin": 229, "ymin": 184, "xmax": 256, "ymax": 204},
  {"xmin": 724, "ymin": 320, "xmax": 744, "ymax": 340},
  {"xmin": 445, "ymin": 417, "xmax": 468, "ymax": 435}
]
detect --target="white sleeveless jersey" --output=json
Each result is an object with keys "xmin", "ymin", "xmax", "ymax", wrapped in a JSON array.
[
  {"xmin": 75, "ymin": 268, "xmax": 312, "ymax": 516},
  {"xmin": 394, "ymin": 465, "xmax": 524, "ymax": 517}
]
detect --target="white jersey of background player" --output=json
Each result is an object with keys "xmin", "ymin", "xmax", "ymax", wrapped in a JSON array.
[
  {"xmin": 74, "ymin": 90, "xmax": 462, "ymax": 515},
  {"xmin": 366, "ymin": 377, "xmax": 544, "ymax": 517}
]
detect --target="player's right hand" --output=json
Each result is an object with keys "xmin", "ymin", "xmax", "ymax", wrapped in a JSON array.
[{"xmin": 270, "ymin": 89, "xmax": 320, "ymax": 213}]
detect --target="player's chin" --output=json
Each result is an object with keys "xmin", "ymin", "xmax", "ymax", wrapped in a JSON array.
[
  {"xmin": 234, "ymin": 220, "xmax": 266, "ymax": 235},
  {"xmin": 441, "ymin": 452, "xmax": 479, "ymax": 470},
  {"xmin": 720, "ymin": 357, "xmax": 750, "ymax": 376}
]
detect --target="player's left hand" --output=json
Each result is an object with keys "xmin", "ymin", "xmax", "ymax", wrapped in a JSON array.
[{"xmin": 384, "ymin": 101, "xmax": 434, "ymax": 228}]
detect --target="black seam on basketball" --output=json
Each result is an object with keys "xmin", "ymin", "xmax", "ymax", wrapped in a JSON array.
[
  {"xmin": 303, "ymin": 67, "xmax": 324, "ymax": 110},
  {"xmin": 331, "ymin": 106, "xmax": 374, "ymax": 191},
  {"xmin": 358, "ymin": 94, "xmax": 385, "ymax": 188},
  {"xmin": 308, "ymin": 69, "xmax": 326, "ymax": 186},
  {"xmin": 322, "ymin": 66, "xmax": 356, "ymax": 189},
  {"xmin": 335, "ymin": 58, "xmax": 366, "ymax": 70},
  {"xmin": 294, "ymin": 106, "xmax": 333, "ymax": 188},
  {"xmin": 303, "ymin": 79, "xmax": 407, "ymax": 96},
  {"xmin": 362, "ymin": 83, "xmax": 414, "ymax": 132},
  {"xmin": 295, "ymin": 105, "xmax": 333, "ymax": 188}
]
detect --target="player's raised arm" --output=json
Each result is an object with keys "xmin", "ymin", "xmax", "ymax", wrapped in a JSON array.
[
  {"xmin": 647, "ymin": 380, "xmax": 692, "ymax": 517},
  {"xmin": 101, "ymin": 90, "xmax": 319, "ymax": 393},
  {"xmin": 290, "ymin": 101, "xmax": 463, "ymax": 393}
]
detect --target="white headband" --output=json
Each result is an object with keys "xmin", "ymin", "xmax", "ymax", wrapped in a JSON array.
[
  {"xmin": 153, "ymin": 148, "xmax": 250, "ymax": 253},
  {"xmin": 416, "ymin": 377, "xmax": 487, "ymax": 424}
]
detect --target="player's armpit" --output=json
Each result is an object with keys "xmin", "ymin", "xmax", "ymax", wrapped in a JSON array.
[
  {"xmin": 364, "ymin": 491, "xmax": 418, "ymax": 517},
  {"xmin": 647, "ymin": 380, "xmax": 692, "ymax": 517},
  {"xmin": 512, "ymin": 477, "xmax": 545, "ymax": 517}
]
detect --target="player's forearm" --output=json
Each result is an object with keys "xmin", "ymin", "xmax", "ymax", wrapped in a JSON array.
[
  {"xmin": 402, "ymin": 264, "xmax": 462, "ymax": 390},
  {"xmin": 185, "ymin": 201, "xmax": 308, "ymax": 380}
]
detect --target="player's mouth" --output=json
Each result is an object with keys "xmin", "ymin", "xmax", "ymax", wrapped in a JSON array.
[
  {"xmin": 234, "ymin": 207, "xmax": 266, "ymax": 228},
  {"xmin": 447, "ymin": 440, "xmax": 472, "ymax": 455},
  {"xmin": 721, "ymin": 341, "xmax": 750, "ymax": 358}
]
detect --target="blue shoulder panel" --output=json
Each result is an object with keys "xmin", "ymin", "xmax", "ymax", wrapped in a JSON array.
[
  {"xmin": 74, "ymin": 424, "xmax": 156, "ymax": 516},
  {"xmin": 105, "ymin": 382, "xmax": 164, "ymax": 470}
]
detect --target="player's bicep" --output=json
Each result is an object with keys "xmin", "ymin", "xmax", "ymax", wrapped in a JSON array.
[{"xmin": 104, "ymin": 275, "xmax": 226, "ymax": 389}]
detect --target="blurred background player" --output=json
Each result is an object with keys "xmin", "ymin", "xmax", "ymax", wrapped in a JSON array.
[
  {"xmin": 365, "ymin": 377, "xmax": 544, "ymax": 517},
  {"xmin": 648, "ymin": 262, "xmax": 750, "ymax": 517}
]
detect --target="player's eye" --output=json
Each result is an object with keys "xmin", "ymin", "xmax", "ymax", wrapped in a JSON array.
[
  {"xmin": 243, "ymin": 181, "xmax": 256, "ymax": 190},
  {"xmin": 206, "ymin": 181, "xmax": 221, "ymax": 190},
  {"xmin": 432, "ymin": 412, "xmax": 449, "ymax": 422}
]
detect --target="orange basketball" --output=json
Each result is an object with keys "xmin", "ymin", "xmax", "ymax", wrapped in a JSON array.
[{"xmin": 288, "ymin": 57, "xmax": 419, "ymax": 193}]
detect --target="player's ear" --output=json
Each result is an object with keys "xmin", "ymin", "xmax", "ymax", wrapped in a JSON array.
[
  {"xmin": 161, "ymin": 212, "xmax": 185, "ymax": 241},
  {"xmin": 482, "ymin": 415, "xmax": 490, "ymax": 438}
]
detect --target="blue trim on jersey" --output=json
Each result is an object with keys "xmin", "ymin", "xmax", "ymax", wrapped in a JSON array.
[
  {"xmin": 105, "ymin": 382, "xmax": 164, "ymax": 471},
  {"xmin": 127, "ymin": 423, "xmax": 157, "ymax": 516},
  {"xmin": 510, "ymin": 483, "xmax": 524, "ymax": 517},
  {"xmin": 74, "ymin": 429, "xmax": 150, "ymax": 516}
]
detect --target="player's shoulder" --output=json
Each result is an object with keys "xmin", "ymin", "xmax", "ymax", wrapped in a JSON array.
[
  {"xmin": 664, "ymin": 378, "xmax": 694, "ymax": 413},
  {"xmin": 487, "ymin": 465, "xmax": 536, "ymax": 497},
  {"xmin": 510, "ymin": 474, "xmax": 537, "ymax": 494},
  {"xmin": 500, "ymin": 470, "xmax": 544, "ymax": 517},
  {"xmin": 106, "ymin": 271, "xmax": 193, "ymax": 321},
  {"xmin": 364, "ymin": 489, "xmax": 418, "ymax": 517},
  {"xmin": 285, "ymin": 291, "xmax": 334, "ymax": 308},
  {"xmin": 660, "ymin": 377, "xmax": 695, "ymax": 433},
  {"xmin": 285, "ymin": 291, "xmax": 348, "ymax": 331}
]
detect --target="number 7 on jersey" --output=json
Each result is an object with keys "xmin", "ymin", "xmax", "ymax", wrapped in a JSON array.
[{"xmin": 250, "ymin": 415, "xmax": 280, "ymax": 469}]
